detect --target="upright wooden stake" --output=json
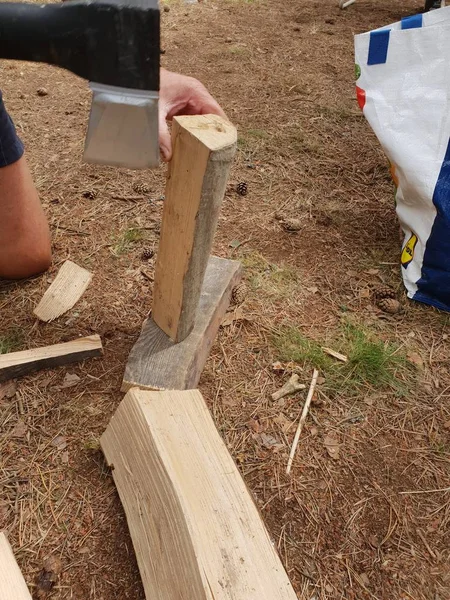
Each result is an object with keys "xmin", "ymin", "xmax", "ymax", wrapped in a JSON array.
[
  {"xmin": 0, "ymin": 532, "xmax": 32, "ymax": 599},
  {"xmin": 152, "ymin": 114, "xmax": 237, "ymax": 343}
]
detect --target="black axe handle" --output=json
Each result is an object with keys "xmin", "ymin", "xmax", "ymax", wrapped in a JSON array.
[{"xmin": 0, "ymin": 1, "xmax": 160, "ymax": 90}]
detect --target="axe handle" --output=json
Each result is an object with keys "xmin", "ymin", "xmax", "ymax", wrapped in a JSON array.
[{"xmin": 0, "ymin": 2, "xmax": 160, "ymax": 90}]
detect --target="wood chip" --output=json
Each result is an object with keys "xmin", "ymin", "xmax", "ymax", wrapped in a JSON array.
[
  {"xmin": 34, "ymin": 260, "xmax": 92, "ymax": 322},
  {"xmin": 11, "ymin": 419, "xmax": 27, "ymax": 438},
  {"xmin": 272, "ymin": 374, "xmax": 306, "ymax": 401},
  {"xmin": 51, "ymin": 436, "xmax": 67, "ymax": 451},
  {"xmin": 322, "ymin": 347, "xmax": 348, "ymax": 362},
  {"xmin": 324, "ymin": 434, "xmax": 340, "ymax": 459},
  {"xmin": 60, "ymin": 373, "xmax": 81, "ymax": 389}
]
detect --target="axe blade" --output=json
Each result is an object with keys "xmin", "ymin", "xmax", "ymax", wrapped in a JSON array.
[
  {"xmin": 83, "ymin": 0, "xmax": 160, "ymax": 170},
  {"xmin": 83, "ymin": 83, "xmax": 159, "ymax": 170}
]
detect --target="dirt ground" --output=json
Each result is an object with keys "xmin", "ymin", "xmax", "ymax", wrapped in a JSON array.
[{"xmin": 1, "ymin": 0, "xmax": 449, "ymax": 599}]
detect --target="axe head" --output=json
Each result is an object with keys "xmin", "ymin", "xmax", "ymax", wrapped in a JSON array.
[
  {"xmin": 84, "ymin": 83, "xmax": 159, "ymax": 170},
  {"xmin": 83, "ymin": 0, "xmax": 160, "ymax": 169}
]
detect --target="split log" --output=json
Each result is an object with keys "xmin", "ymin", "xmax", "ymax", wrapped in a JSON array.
[
  {"xmin": 34, "ymin": 260, "xmax": 92, "ymax": 322},
  {"xmin": 0, "ymin": 335, "xmax": 103, "ymax": 383},
  {"xmin": 101, "ymin": 388, "xmax": 298, "ymax": 600},
  {"xmin": 0, "ymin": 532, "xmax": 32, "ymax": 599}
]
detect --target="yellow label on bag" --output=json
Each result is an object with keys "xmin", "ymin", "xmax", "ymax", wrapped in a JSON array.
[{"xmin": 401, "ymin": 233, "xmax": 418, "ymax": 268}]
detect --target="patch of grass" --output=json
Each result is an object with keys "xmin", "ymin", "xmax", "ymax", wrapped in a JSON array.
[
  {"xmin": 274, "ymin": 328, "xmax": 333, "ymax": 371},
  {"xmin": 344, "ymin": 323, "xmax": 406, "ymax": 388},
  {"xmin": 228, "ymin": 45, "xmax": 250, "ymax": 55},
  {"xmin": 247, "ymin": 129, "xmax": 269, "ymax": 139},
  {"xmin": 0, "ymin": 329, "xmax": 24, "ymax": 354},
  {"xmin": 112, "ymin": 227, "xmax": 144, "ymax": 256},
  {"xmin": 242, "ymin": 251, "xmax": 298, "ymax": 298},
  {"xmin": 273, "ymin": 322, "xmax": 410, "ymax": 394}
]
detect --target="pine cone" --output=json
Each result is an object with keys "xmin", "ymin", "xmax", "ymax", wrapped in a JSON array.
[
  {"xmin": 236, "ymin": 182, "xmax": 248, "ymax": 196},
  {"xmin": 141, "ymin": 247, "xmax": 154, "ymax": 261},
  {"xmin": 377, "ymin": 297, "xmax": 401, "ymax": 314},
  {"xmin": 82, "ymin": 189, "xmax": 98, "ymax": 199},
  {"xmin": 133, "ymin": 182, "xmax": 151, "ymax": 194},
  {"xmin": 281, "ymin": 217, "xmax": 302, "ymax": 232},
  {"xmin": 231, "ymin": 282, "xmax": 248, "ymax": 305},
  {"xmin": 373, "ymin": 285, "xmax": 396, "ymax": 301}
]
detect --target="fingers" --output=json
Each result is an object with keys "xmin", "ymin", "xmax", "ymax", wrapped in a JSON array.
[
  {"xmin": 158, "ymin": 104, "xmax": 172, "ymax": 162},
  {"xmin": 158, "ymin": 69, "xmax": 228, "ymax": 162}
]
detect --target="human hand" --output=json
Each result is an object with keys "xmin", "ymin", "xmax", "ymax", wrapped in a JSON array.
[{"xmin": 159, "ymin": 68, "xmax": 227, "ymax": 161}]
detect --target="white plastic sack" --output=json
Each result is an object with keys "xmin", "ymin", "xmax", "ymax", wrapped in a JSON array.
[{"xmin": 355, "ymin": 8, "xmax": 450, "ymax": 312}]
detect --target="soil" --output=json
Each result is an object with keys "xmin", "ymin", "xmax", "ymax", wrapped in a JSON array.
[{"xmin": 1, "ymin": 0, "xmax": 449, "ymax": 599}]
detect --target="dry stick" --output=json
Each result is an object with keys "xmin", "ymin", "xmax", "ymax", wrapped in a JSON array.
[{"xmin": 286, "ymin": 368, "xmax": 319, "ymax": 475}]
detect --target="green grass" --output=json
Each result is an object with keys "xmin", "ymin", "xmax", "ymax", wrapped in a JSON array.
[
  {"xmin": 0, "ymin": 329, "xmax": 24, "ymax": 354},
  {"xmin": 273, "ymin": 322, "xmax": 410, "ymax": 394},
  {"xmin": 112, "ymin": 227, "xmax": 145, "ymax": 256},
  {"xmin": 241, "ymin": 251, "xmax": 298, "ymax": 298}
]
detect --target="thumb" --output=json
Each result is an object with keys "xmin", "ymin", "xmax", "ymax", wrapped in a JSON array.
[{"xmin": 158, "ymin": 108, "xmax": 172, "ymax": 162}]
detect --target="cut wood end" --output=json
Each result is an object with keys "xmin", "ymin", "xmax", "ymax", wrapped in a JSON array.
[{"xmin": 174, "ymin": 114, "xmax": 237, "ymax": 151}]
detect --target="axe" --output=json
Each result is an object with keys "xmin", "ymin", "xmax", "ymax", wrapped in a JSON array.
[{"xmin": 0, "ymin": 0, "xmax": 160, "ymax": 169}]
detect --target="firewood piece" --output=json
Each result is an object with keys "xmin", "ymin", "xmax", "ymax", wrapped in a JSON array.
[
  {"xmin": 100, "ymin": 388, "xmax": 298, "ymax": 600},
  {"xmin": 34, "ymin": 260, "xmax": 92, "ymax": 322},
  {"xmin": 0, "ymin": 335, "xmax": 102, "ymax": 383},
  {"xmin": 0, "ymin": 532, "xmax": 32, "ymax": 599},
  {"xmin": 152, "ymin": 115, "xmax": 237, "ymax": 343}
]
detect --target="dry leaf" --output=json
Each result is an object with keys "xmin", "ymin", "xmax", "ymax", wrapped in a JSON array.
[
  {"xmin": 248, "ymin": 418, "xmax": 264, "ymax": 433},
  {"xmin": 11, "ymin": 419, "xmax": 27, "ymax": 438},
  {"xmin": 221, "ymin": 306, "xmax": 245, "ymax": 327},
  {"xmin": 358, "ymin": 572, "xmax": 370, "ymax": 587},
  {"xmin": 407, "ymin": 351, "xmax": 424, "ymax": 369},
  {"xmin": 254, "ymin": 432, "xmax": 284, "ymax": 451},
  {"xmin": 310, "ymin": 426, "xmax": 319, "ymax": 437},
  {"xmin": 359, "ymin": 288, "xmax": 370, "ymax": 299},
  {"xmin": 307, "ymin": 286, "xmax": 319, "ymax": 294},
  {"xmin": 61, "ymin": 451, "xmax": 69, "ymax": 464},
  {"xmin": 273, "ymin": 413, "xmax": 294, "ymax": 433},
  {"xmin": 36, "ymin": 555, "xmax": 63, "ymax": 598},
  {"xmin": 324, "ymin": 434, "xmax": 340, "ymax": 459},
  {"xmin": 61, "ymin": 373, "xmax": 81, "ymax": 389},
  {"xmin": 0, "ymin": 380, "xmax": 16, "ymax": 400},
  {"xmin": 51, "ymin": 435, "xmax": 67, "ymax": 451}
]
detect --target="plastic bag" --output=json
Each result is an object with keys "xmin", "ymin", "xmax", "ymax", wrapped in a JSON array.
[{"xmin": 355, "ymin": 8, "xmax": 450, "ymax": 312}]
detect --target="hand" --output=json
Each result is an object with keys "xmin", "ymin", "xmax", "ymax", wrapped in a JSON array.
[{"xmin": 159, "ymin": 68, "xmax": 227, "ymax": 161}]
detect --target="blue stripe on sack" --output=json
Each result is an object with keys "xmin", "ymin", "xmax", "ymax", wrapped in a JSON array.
[
  {"xmin": 413, "ymin": 138, "xmax": 450, "ymax": 311},
  {"xmin": 367, "ymin": 30, "xmax": 390, "ymax": 65},
  {"xmin": 401, "ymin": 14, "xmax": 423, "ymax": 29}
]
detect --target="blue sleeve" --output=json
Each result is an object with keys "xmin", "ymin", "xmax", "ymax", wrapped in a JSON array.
[{"xmin": 0, "ymin": 90, "xmax": 24, "ymax": 167}]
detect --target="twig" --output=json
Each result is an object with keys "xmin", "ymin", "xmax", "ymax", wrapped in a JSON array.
[
  {"xmin": 111, "ymin": 194, "xmax": 144, "ymax": 202},
  {"xmin": 286, "ymin": 368, "xmax": 319, "ymax": 475}
]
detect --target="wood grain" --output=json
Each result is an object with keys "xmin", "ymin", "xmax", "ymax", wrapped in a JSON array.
[
  {"xmin": 34, "ymin": 260, "xmax": 92, "ymax": 322},
  {"xmin": 0, "ymin": 335, "xmax": 103, "ymax": 383},
  {"xmin": 152, "ymin": 115, "xmax": 237, "ymax": 343},
  {"xmin": 122, "ymin": 256, "xmax": 241, "ymax": 392},
  {"xmin": 101, "ymin": 388, "xmax": 298, "ymax": 600},
  {"xmin": 0, "ymin": 532, "xmax": 32, "ymax": 600}
]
